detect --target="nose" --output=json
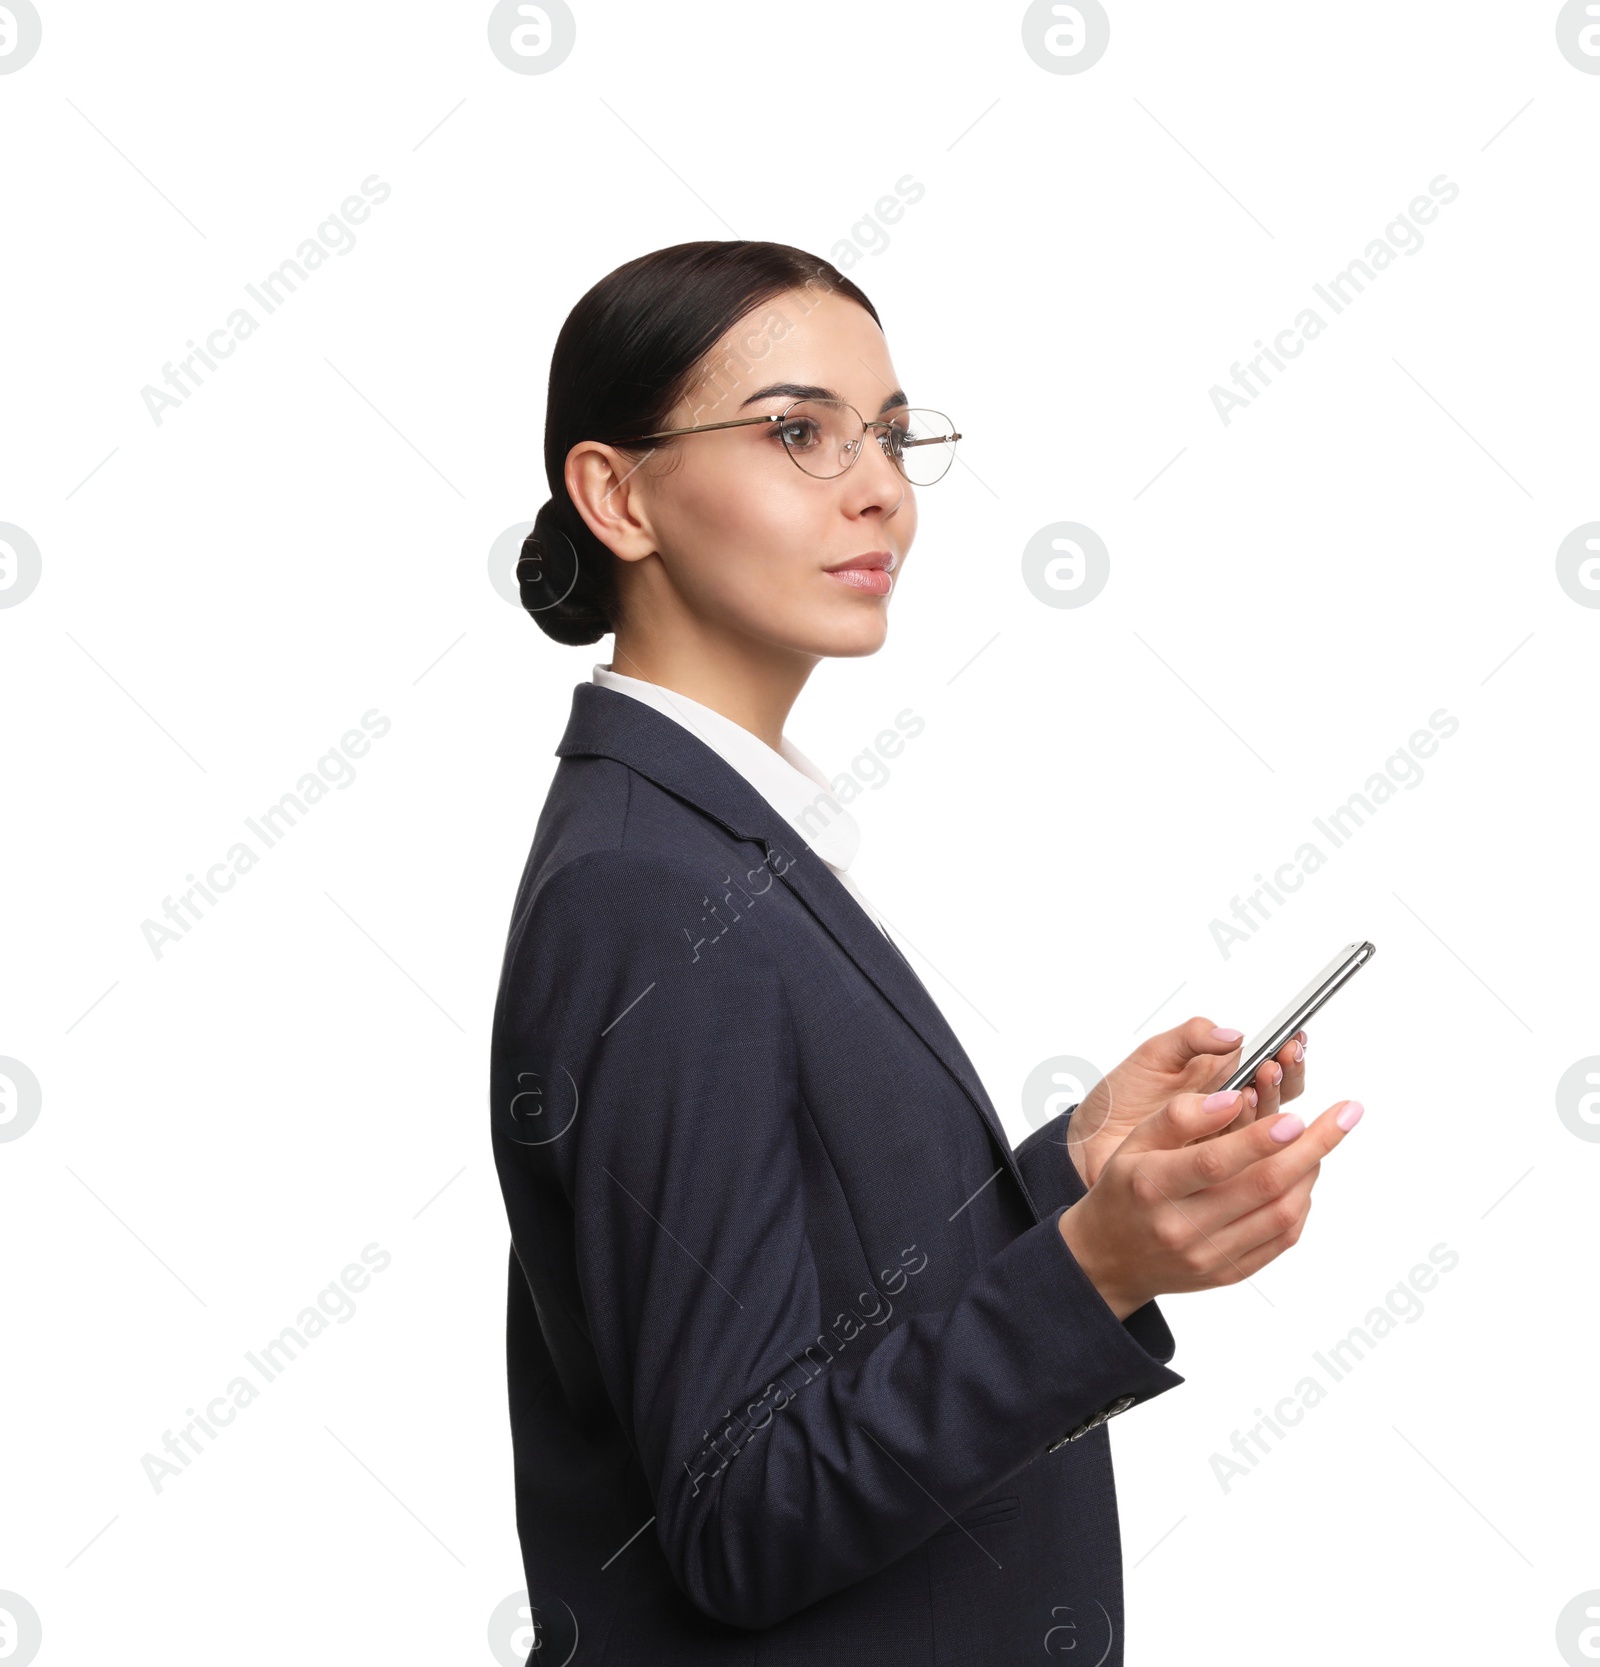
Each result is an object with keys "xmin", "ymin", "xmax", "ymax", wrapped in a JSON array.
[{"xmin": 846, "ymin": 427, "xmax": 908, "ymax": 513}]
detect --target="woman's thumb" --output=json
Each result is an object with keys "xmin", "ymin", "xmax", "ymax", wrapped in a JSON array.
[{"xmin": 1118, "ymin": 1087, "xmax": 1244, "ymax": 1154}]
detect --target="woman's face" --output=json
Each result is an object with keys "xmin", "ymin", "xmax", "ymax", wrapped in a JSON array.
[{"xmin": 595, "ymin": 288, "xmax": 918, "ymax": 661}]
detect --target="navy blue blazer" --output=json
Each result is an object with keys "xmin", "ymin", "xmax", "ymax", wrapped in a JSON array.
[{"xmin": 489, "ymin": 681, "xmax": 1184, "ymax": 1663}]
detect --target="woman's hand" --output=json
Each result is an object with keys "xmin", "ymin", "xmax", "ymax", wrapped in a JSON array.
[
  {"xmin": 1057, "ymin": 1087, "xmax": 1364, "ymax": 1320},
  {"xmin": 1067, "ymin": 1016, "xmax": 1307, "ymax": 1191}
]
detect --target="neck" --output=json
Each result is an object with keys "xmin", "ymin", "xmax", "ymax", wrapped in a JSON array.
[{"xmin": 606, "ymin": 631, "xmax": 817, "ymax": 754}]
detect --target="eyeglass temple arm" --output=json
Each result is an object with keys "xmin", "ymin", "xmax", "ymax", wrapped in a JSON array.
[
  {"xmin": 623, "ymin": 414, "xmax": 782, "ymax": 444},
  {"xmin": 621, "ymin": 416, "xmax": 961, "ymax": 447}
]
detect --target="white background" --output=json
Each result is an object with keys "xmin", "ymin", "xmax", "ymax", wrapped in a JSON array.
[{"xmin": 3, "ymin": 2, "xmax": 1596, "ymax": 1662}]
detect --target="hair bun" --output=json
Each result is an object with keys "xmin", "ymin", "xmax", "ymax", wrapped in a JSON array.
[
  {"xmin": 518, "ymin": 500, "xmax": 610, "ymax": 646},
  {"xmin": 516, "ymin": 500, "xmax": 578, "ymax": 606}
]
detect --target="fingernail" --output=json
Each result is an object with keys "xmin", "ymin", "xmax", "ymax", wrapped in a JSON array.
[
  {"xmin": 1244, "ymin": 1086, "xmax": 1258, "ymax": 1108},
  {"xmin": 1297, "ymin": 1030, "xmax": 1307, "ymax": 1044},
  {"xmin": 1269, "ymin": 1113, "xmax": 1304, "ymax": 1143},
  {"xmin": 1210, "ymin": 1027, "xmax": 1244, "ymax": 1043},
  {"xmin": 1294, "ymin": 1041, "xmax": 1305, "ymax": 1062},
  {"xmin": 1336, "ymin": 1100, "xmax": 1364, "ymax": 1131},
  {"xmin": 1268, "ymin": 1062, "xmax": 1283, "ymax": 1085},
  {"xmin": 1203, "ymin": 1089, "xmax": 1241, "ymax": 1111}
]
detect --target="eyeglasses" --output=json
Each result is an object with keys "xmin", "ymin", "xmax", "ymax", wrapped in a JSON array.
[{"xmin": 611, "ymin": 398, "xmax": 962, "ymax": 487}]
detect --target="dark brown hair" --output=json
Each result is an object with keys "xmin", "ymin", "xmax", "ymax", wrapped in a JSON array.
[{"xmin": 517, "ymin": 241, "xmax": 880, "ymax": 646}]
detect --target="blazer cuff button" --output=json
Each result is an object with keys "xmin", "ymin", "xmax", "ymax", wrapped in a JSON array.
[{"xmin": 1047, "ymin": 1393, "xmax": 1140, "ymax": 1454}]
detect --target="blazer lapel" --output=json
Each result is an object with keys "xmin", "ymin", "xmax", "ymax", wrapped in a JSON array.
[
  {"xmin": 760, "ymin": 836, "xmax": 1035, "ymax": 1209},
  {"xmin": 554, "ymin": 683, "xmax": 1040, "ymax": 1218}
]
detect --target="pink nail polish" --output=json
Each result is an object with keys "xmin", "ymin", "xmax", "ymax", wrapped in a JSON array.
[
  {"xmin": 1210, "ymin": 1027, "xmax": 1244, "ymax": 1043},
  {"xmin": 1336, "ymin": 1101, "xmax": 1364, "ymax": 1131},
  {"xmin": 1294, "ymin": 1042, "xmax": 1305, "ymax": 1062},
  {"xmin": 1269, "ymin": 1113, "xmax": 1304, "ymax": 1143},
  {"xmin": 1203, "ymin": 1089, "xmax": 1240, "ymax": 1111}
]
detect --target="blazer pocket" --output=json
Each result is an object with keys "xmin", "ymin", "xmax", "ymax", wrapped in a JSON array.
[
  {"xmin": 929, "ymin": 1494, "xmax": 1020, "ymax": 1536},
  {"xmin": 926, "ymin": 1496, "xmax": 1035, "ymax": 1664}
]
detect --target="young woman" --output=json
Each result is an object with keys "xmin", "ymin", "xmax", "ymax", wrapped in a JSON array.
[{"xmin": 489, "ymin": 241, "xmax": 1362, "ymax": 1664}]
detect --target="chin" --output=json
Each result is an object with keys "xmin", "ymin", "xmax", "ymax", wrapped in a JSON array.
[{"xmin": 813, "ymin": 612, "xmax": 891, "ymax": 658}]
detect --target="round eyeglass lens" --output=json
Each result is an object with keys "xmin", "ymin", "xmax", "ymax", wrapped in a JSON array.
[
  {"xmin": 772, "ymin": 400, "xmax": 861, "ymax": 479},
  {"xmin": 774, "ymin": 400, "xmax": 959, "ymax": 485},
  {"xmin": 882, "ymin": 407, "xmax": 959, "ymax": 486}
]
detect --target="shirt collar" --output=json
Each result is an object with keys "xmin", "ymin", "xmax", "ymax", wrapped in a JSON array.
[{"xmin": 590, "ymin": 663, "xmax": 861, "ymax": 873}]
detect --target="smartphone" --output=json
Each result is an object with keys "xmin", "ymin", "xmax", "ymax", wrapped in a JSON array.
[{"xmin": 1219, "ymin": 940, "xmax": 1376, "ymax": 1093}]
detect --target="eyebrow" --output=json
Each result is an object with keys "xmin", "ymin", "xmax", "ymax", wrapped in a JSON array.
[{"xmin": 738, "ymin": 381, "xmax": 908, "ymax": 415}]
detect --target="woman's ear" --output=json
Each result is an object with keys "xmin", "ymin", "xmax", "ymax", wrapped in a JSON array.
[{"xmin": 565, "ymin": 442, "xmax": 658, "ymax": 565}]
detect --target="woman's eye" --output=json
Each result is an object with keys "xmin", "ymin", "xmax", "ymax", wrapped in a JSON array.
[{"xmin": 778, "ymin": 420, "xmax": 820, "ymax": 449}]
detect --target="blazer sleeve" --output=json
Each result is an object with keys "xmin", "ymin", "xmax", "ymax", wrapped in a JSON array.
[
  {"xmin": 1012, "ymin": 1108, "xmax": 1180, "ymax": 1368},
  {"xmin": 1012, "ymin": 1106, "xmax": 1091, "ymax": 1218},
  {"xmin": 500, "ymin": 849, "xmax": 1184, "ymax": 1631}
]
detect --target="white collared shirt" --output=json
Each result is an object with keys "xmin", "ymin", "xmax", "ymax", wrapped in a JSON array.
[{"xmin": 590, "ymin": 663, "xmax": 893, "ymax": 943}]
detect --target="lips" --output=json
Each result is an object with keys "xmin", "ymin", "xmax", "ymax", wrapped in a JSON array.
[
  {"xmin": 824, "ymin": 555, "xmax": 895, "ymax": 596},
  {"xmin": 824, "ymin": 551, "xmax": 897, "ymax": 573}
]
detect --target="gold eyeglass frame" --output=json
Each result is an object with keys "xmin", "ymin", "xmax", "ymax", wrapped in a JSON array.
[{"xmin": 608, "ymin": 398, "xmax": 962, "ymax": 484}]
